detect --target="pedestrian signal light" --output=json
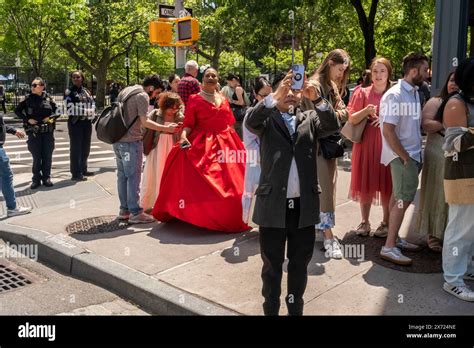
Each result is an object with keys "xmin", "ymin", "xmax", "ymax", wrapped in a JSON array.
[
  {"xmin": 176, "ymin": 17, "xmax": 199, "ymax": 43},
  {"xmin": 149, "ymin": 21, "xmax": 173, "ymax": 45}
]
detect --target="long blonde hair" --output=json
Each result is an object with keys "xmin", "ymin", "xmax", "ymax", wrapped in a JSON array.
[{"xmin": 314, "ymin": 49, "xmax": 350, "ymax": 97}]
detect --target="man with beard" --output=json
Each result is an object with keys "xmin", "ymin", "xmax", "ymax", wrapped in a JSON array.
[{"xmin": 379, "ymin": 53, "xmax": 429, "ymax": 266}]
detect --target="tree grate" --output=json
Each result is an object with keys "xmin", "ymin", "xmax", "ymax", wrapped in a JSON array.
[
  {"xmin": 65, "ymin": 215, "xmax": 130, "ymax": 235},
  {"xmin": 0, "ymin": 264, "xmax": 34, "ymax": 294}
]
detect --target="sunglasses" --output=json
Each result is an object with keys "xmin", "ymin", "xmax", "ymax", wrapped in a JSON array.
[
  {"xmin": 71, "ymin": 76, "xmax": 82, "ymax": 80},
  {"xmin": 31, "ymin": 83, "xmax": 44, "ymax": 88},
  {"xmin": 258, "ymin": 93, "xmax": 270, "ymax": 98}
]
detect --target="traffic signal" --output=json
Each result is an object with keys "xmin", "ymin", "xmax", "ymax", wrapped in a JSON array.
[
  {"xmin": 176, "ymin": 17, "xmax": 199, "ymax": 43},
  {"xmin": 149, "ymin": 21, "xmax": 173, "ymax": 45}
]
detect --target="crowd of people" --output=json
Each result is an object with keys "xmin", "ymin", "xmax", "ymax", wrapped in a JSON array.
[{"xmin": 0, "ymin": 50, "xmax": 473, "ymax": 314}]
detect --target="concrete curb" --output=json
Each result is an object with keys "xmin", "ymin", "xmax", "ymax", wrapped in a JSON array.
[
  {"xmin": 0, "ymin": 222, "xmax": 238, "ymax": 316},
  {"xmin": 2, "ymin": 116, "xmax": 69, "ymax": 124}
]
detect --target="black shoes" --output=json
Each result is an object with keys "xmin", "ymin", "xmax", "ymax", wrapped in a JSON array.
[
  {"xmin": 30, "ymin": 182, "xmax": 41, "ymax": 190},
  {"xmin": 42, "ymin": 178, "xmax": 54, "ymax": 187},
  {"xmin": 82, "ymin": 171, "xmax": 95, "ymax": 177},
  {"xmin": 71, "ymin": 176, "xmax": 87, "ymax": 181}
]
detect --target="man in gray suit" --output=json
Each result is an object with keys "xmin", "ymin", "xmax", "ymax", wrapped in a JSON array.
[{"xmin": 245, "ymin": 71, "xmax": 340, "ymax": 315}]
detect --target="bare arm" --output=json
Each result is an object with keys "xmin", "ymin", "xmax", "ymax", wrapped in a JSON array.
[
  {"xmin": 422, "ymin": 97, "xmax": 444, "ymax": 134},
  {"xmin": 139, "ymin": 115, "xmax": 178, "ymax": 133},
  {"xmin": 233, "ymin": 86, "xmax": 246, "ymax": 106},
  {"xmin": 383, "ymin": 123, "xmax": 410, "ymax": 163}
]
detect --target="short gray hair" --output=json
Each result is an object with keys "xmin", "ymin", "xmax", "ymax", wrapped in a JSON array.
[{"xmin": 185, "ymin": 60, "xmax": 198, "ymax": 73}]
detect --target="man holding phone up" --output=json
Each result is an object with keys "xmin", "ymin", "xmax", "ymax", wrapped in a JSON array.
[{"xmin": 245, "ymin": 70, "xmax": 341, "ymax": 315}]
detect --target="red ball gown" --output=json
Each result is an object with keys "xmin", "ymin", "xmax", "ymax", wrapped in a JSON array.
[{"xmin": 152, "ymin": 93, "xmax": 249, "ymax": 233}]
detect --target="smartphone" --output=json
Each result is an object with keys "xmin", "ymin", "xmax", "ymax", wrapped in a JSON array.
[
  {"xmin": 180, "ymin": 141, "xmax": 191, "ymax": 149},
  {"xmin": 291, "ymin": 64, "xmax": 305, "ymax": 90}
]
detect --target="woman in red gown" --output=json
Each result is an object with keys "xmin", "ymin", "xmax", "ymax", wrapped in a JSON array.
[{"xmin": 152, "ymin": 67, "xmax": 249, "ymax": 233}]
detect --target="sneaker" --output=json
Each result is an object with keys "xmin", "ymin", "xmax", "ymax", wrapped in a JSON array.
[
  {"xmin": 380, "ymin": 246, "xmax": 412, "ymax": 265},
  {"xmin": 118, "ymin": 209, "xmax": 130, "ymax": 220},
  {"xmin": 464, "ymin": 273, "xmax": 474, "ymax": 281},
  {"xmin": 128, "ymin": 212, "xmax": 156, "ymax": 224},
  {"xmin": 354, "ymin": 222, "xmax": 371, "ymax": 236},
  {"xmin": 7, "ymin": 206, "xmax": 32, "ymax": 217},
  {"xmin": 396, "ymin": 238, "xmax": 421, "ymax": 251},
  {"xmin": 443, "ymin": 282, "xmax": 474, "ymax": 302},
  {"xmin": 372, "ymin": 222, "xmax": 388, "ymax": 238},
  {"xmin": 324, "ymin": 238, "xmax": 343, "ymax": 259}
]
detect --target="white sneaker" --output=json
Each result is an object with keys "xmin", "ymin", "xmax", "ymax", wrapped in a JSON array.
[
  {"xmin": 128, "ymin": 212, "xmax": 155, "ymax": 224},
  {"xmin": 380, "ymin": 246, "xmax": 412, "ymax": 265},
  {"xmin": 443, "ymin": 282, "xmax": 474, "ymax": 302},
  {"xmin": 396, "ymin": 238, "xmax": 421, "ymax": 251},
  {"xmin": 324, "ymin": 239, "xmax": 343, "ymax": 259},
  {"xmin": 7, "ymin": 206, "xmax": 32, "ymax": 217}
]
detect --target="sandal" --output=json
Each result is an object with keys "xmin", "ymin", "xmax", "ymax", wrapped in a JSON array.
[
  {"xmin": 427, "ymin": 235, "xmax": 443, "ymax": 253},
  {"xmin": 354, "ymin": 222, "xmax": 371, "ymax": 236}
]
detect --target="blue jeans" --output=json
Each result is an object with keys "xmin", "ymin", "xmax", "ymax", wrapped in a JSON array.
[
  {"xmin": 113, "ymin": 141, "xmax": 143, "ymax": 216},
  {"xmin": 0, "ymin": 147, "xmax": 17, "ymax": 210},
  {"xmin": 442, "ymin": 204, "xmax": 474, "ymax": 286}
]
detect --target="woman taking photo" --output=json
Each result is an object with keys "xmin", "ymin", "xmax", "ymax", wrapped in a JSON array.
[
  {"xmin": 347, "ymin": 57, "xmax": 393, "ymax": 238},
  {"xmin": 416, "ymin": 71, "xmax": 458, "ymax": 252},
  {"xmin": 15, "ymin": 77, "xmax": 57, "ymax": 189},
  {"xmin": 152, "ymin": 67, "xmax": 249, "ymax": 233},
  {"xmin": 301, "ymin": 49, "xmax": 350, "ymax": 259}
]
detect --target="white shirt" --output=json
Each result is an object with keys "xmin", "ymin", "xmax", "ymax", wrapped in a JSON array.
[{"xmin": 380, "ymin": 79, "xmax": 422, "ymax": 166}]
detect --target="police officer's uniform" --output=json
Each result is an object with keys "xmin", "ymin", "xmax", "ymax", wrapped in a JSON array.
[
  {"xmin": 64, "ymin": 85, "xmax": 95, "ymax": 180},
  {"xmin": 15, "ymin": 92, "xmax": 57, "ymax": 187}
]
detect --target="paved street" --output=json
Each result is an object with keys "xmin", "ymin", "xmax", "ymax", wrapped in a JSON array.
[{"xmin": 0, "ymin": 239, "xmax": 149, "ymax": 315}]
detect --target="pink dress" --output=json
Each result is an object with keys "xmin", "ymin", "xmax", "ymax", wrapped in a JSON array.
[
  {"xmin": 140, "ymin": 122, "xmax": 176, "ymax": 212},
  {"xmin": 347, "ymin": 85, "xmax": 392, "ymax": 205}
]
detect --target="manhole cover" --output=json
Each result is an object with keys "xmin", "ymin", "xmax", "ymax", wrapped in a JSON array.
[
  {"xmin": 0, "ymin": 262, "xmax": 35, "ymax": 294},
  {"xmin": 341, "ymin": 232, "xmax": 442, "ymax": 273},
  {"xmin": 66, "ymin": 215, "xmax": 129, "ymax": 235}
]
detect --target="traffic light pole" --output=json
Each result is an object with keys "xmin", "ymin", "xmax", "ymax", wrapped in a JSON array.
[{"xmin": 175, "ymin": 0, "xmax": 186, "ymax": 75}]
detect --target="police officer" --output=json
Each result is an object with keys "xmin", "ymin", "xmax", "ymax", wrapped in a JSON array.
[
  {"xmin": 15, "ymin": 77, "xmax": 57, "ymax": 189},
  {"xmin": 65, "ymin": 70, "xmax": 95, "ymax": 181}
]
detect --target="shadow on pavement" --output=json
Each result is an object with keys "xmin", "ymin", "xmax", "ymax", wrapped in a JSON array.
[{"xmin": 147, "ymin": 219, "xmax": 240, "ymax": 245}]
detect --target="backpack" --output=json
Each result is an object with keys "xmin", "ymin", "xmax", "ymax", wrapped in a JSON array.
[{"xmin": 95, "ymin": 88, "xmax": 143, "ymax": 144}]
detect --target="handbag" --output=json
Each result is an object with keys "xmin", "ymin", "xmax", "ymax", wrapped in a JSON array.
[
  {"xmin": 341, "ymin": 86, "xmax": 370, "ymax": 143},
  {"xmin": 142, "ymin": 110, "xmax": 159, "ymax": 156},
  {"xmin": 340, "ymin": 117, "xmax": 367, "ymax": 143},
  {"xmin": 318, "ymin": 133, "xmax": 345, "ymax": 159}
]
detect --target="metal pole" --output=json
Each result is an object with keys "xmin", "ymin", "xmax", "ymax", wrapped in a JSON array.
[
  {"xmin": 290, "ymin": 10, "xmax": 295, "ymax": 66},
  {"xmin": 136, "ymin": 45, "xmax": 139, "ymax": 84},
  {"xmin": 175, "ymin": 0, "xmax": 186, "ymax": 74},
  {"xmin": 126, "ymin": 51, "xmax": 130, "ymax": 86}
]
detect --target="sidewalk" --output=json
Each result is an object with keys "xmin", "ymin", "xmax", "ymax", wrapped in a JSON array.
[{"xmin": 0, "ymin": 159, "xmax": 472, "ymax": 315}]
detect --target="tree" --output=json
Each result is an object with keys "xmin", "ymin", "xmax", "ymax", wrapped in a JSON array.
[
  {"xmin": 1, "ymin": 0, "xmax": 56, "ymax": 76},
  {"xmin": 350, "ymin": 0, "xmax": 379, "ymax": 68},
  {"xmin": 50, "ymin": 0, "xmax": 156, "ymax": 107}
]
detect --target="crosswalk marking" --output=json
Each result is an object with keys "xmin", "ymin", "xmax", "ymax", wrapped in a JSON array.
[
  {"xmin": 9, "ymin": 150, "xmax": 115, "ymax": 162},
  {"xmin": 6, "ymin": 145, "xmax": 102, "ymax": 156},
  {"xmin": 10, "ymin": 157, "xmax": 116, "ymax": 169},
  {"xmin": 2, "ymin": 141, "xmax": 103, "ymax": 150}
]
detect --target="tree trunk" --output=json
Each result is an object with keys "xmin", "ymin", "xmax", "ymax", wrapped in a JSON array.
[
  {"xmin": 351, "ymin": 0, "xmax": 379, "ymax": 67},
  {"xmin": 94, "ymin": 67, "xmax": 107, "ymax": 109}
]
